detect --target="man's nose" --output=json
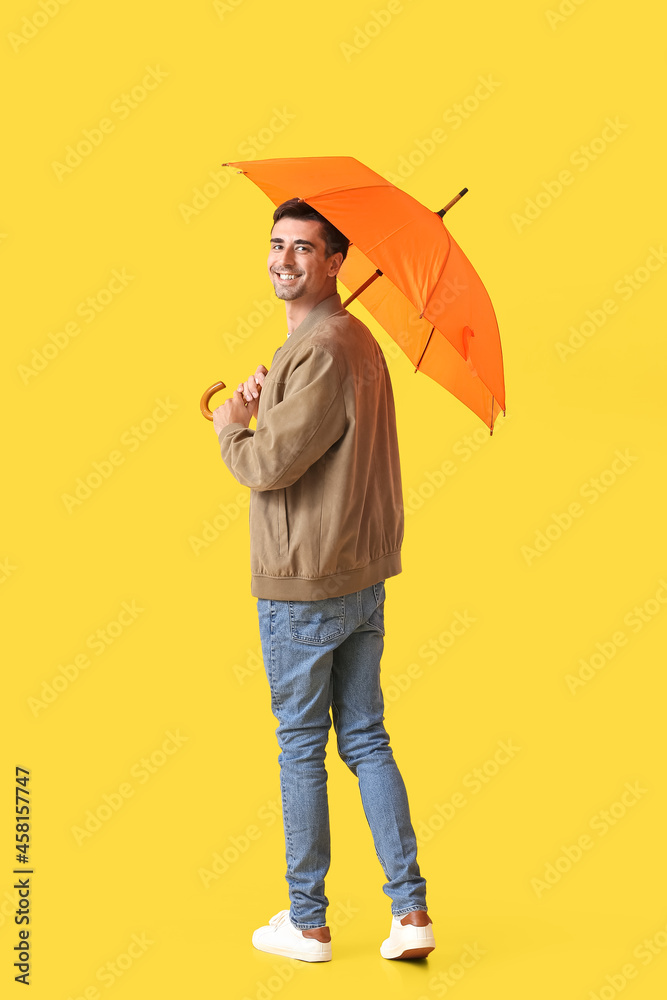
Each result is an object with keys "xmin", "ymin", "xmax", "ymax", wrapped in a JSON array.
[{"xmin": 277, "ymin": 246, "xmax": 296, "ymax": 266}]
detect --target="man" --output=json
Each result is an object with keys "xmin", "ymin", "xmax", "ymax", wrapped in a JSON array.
[{"xmin": 212, "ymin": 198, "xmax": 434, "ymax": 963}]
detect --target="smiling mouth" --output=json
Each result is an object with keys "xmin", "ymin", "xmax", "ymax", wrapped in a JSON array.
[{"xmin": 274, "ymin": 271, "xmax": 301, "ymax": 281}]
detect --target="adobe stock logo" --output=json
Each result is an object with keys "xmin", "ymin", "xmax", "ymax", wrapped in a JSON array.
[
  {"xmin": 220, "ymin": 296, "xmax": 277, "ymax": 353},
  {"xmin": 546, "ymin": 0, "xmax": 589, "ymax": 30},
  {"xmin": 178, "ymin": 109, "xmax": 296, "ymax": 223},
  {"xmin": 51, "ymin": 67, "xmax": 169, "ymax": 181},
  {"xmin": 188, "ymin": 491, "xmax": 249, "ymax": 555},
  {"xmin": 213, "ymin": 0, "xmax": 246, "ymax": 16},
  {"xmin": 384, "ymin": 75, "xmax": 502, "ymax": 184},
  {"xmin": 340, "ymin": 1, "xmax": 408, "ymax": 62},
  {"xmin": 417, "ymin": 740, "xmax": 520, "ymax": 847},
  {"xmin": 555, "ymin": 246, "xmax": 667, "ymax": 360},
  {"xmin": 565, "ymin": 579, "xmax": 667, "ymax": 694},
  {"xmin": 589, "ymin": 917, "xmax": 667, "ymax": 1000},
  {"xmin": 63, "ymin": 932, "xmax": 154, "ymax": 997},
  {"xmin": 521, "ymin": 449, "xmax": 638, "ymax": 566},
  {"xmin": 1, "ymin": 558, "xmax": 18, "ymax": 585},
  {"xmin": 27, "ymin": 600, "xmax": 145, "ymax": 716},
  {"xmin": 18, "ymin": 269, "xmax": 135, "ymax": 384},
  {"xmin": 530, "ymin": 782, "xmax": 648, "ymax": 899},
  {"xmin": 511, "ymin": 118, "xmax": 628, "ymax": 234},
  {"xmin": 198, "ymin": 799, "xmax": 282, "ymax": 887},
  {"xmin": 7, "ymin": 0, "xmax": 70, "ymax": 53},
  {"xmin": 60, "ymin": 398, "xmax": 179, "ymax": 514},
  {"xmin": 70, "ymin": 731, "xmax": 189, "ymax": 846}
]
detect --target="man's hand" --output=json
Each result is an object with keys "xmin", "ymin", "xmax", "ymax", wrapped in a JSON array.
[
  {"xmin": 212, "ymin": 390, "xmax": 250, "ymax": 434},
  {"xmin": 238, "ymin": 365, "xmax": 268, "ymax": 408},
  {"xmin": 211, "ymin": 364, "xmax": 268, "ymax": 435}
]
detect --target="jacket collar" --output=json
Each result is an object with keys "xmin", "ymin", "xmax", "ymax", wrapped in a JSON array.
[{"xmin": 285, "ymin": 291, "xmax": 345, "ymax": 347}]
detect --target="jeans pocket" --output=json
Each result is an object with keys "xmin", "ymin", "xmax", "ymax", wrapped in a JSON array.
[
  {"xmin": 366, "ymin": 606, "xmax": 385, "ymax": 635},
  {"xmin": 289, "ymin": 596, "xmax": 346, "ymax": 644},
  {"xmin": 368, "ymin": 581, "xmax": 386, "ymax": 635}
]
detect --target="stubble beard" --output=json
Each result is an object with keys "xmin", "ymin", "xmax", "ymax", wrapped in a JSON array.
[{"xmin": 271, "ymin": 272, "xmax": 304, "ymax": 300}]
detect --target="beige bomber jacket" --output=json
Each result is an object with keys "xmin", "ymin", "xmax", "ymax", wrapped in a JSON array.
[{"xmin": 217, "ymin": 292, "xmax": 404, "ymax": 600}]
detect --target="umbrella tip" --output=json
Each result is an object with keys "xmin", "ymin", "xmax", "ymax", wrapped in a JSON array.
[{"xmin": 436, "ymin": 187, "xmax": 469, "ymax": 217}]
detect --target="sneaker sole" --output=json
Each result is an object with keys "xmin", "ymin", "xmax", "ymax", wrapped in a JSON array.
[
  {"xmin": 252, "ymin": 938, "xmax": 331, "ymax": 963},
  {"xmin": 385, "ymin": 944, "xmax": 435, "ymax": 960}
]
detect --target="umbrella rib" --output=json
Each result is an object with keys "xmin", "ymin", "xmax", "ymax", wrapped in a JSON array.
[
  {"xmin": 414, "ymin": 327, "xmax": 435, "ymax": 372},
  {"xmin": 363, "ymin": 219, "xmax": 418, "ymax": 255},
  {"xmin": 229, "ymin": 158, "xmax": 504, "ymax": 431},
  {"xmin": 315, "ymin": 191, "xmax": 455, "ymax": 316},
  {"xmin": 312, "ymin": 191, "xmax": 440, "ymax": 257},
  {"xmin": 306, "ymin": 182, "xmax": 395, "ymax": 201},
  {"xmin": 309, "ymin": 187, "xmax": 463, "ymax": 320},
  {"xmin": 418, "ymin": 225, "xmax": 453, "ymax": 317},
  {"xmin": 363, "ymin": 219, "xmax": 453, "ymax": 311}
]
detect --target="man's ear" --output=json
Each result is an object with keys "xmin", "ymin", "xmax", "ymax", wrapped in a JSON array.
[{"xmin": 328, "ymin": 252, "xmax": 344, "ymax": 277}]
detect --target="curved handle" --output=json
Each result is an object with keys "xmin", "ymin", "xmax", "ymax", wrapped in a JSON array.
[{"xmin": 200, "ymin": 380, "xmax": 226, "ymax": 420}]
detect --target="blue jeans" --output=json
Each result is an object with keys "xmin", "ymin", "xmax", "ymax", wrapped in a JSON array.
[{"xmin": 256, "ymin": 580, "xmax": 427, "ymax": 929}]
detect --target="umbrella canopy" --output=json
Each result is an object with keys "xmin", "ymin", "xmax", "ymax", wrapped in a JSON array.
[{"xmin": 222, "ymin": 155, "xmax": 505, "ymax": 432}]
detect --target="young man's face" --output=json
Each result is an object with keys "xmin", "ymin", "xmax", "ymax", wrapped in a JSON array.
[{"xmin": 268, "ymin": 217, "xmax": 342, "ymax": 302}]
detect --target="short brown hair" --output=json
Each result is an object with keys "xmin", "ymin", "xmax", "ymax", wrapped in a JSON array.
[{"xmin": 272, "ymin": 198, "xmax": 350, "ymax": 261}]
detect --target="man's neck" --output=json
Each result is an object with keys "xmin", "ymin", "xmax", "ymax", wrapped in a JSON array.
[{"xmin": 285, "ymin": 282, "xmax": 337, "ymax": 336}]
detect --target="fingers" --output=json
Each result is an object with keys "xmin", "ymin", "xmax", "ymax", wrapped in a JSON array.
[
  {"xmin": 243, "ymin": 372, "xmax": 267, "ymax": 401},
  {"xmin": 236, "ymin": 366, "xmax": 268, "ymax": 404},
  {"xmin": 249, "ymin": 367, "xmax": 267, "ymax": 394},
  {"xmin": 241, "ymin": 375, "xmax": 258, "ymax": 402}
]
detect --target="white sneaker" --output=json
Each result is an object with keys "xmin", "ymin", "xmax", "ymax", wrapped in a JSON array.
[
  {"xmin": 380, "ymin": 910, "xmax": 435, "ymax": 959},
  {"xmin": 252, "ymin": 909, "xmax": 332, "ymax": 963}
]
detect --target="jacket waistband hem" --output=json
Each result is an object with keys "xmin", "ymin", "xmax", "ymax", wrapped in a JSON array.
[{"xmin": 251, "ymin": 552, "xmax": 402, "ymax": 601}]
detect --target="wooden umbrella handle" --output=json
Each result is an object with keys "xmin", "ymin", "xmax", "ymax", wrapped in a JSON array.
[{"xmin": 200, "ymin": 380, "xmax": 226, "ymax": 420}]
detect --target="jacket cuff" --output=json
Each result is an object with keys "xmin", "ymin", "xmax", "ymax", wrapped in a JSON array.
[{"xmin": 217, "ymin": 422, "xmax": 247, "ymax": 446}]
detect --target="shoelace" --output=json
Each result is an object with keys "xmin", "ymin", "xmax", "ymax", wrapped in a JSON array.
[{"xmin": 268, "ymin": 910, "xmax": 290, "ymax": 929}]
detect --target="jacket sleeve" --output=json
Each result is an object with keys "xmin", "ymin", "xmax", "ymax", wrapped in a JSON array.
[{"xmin": 217, "ymin": 344, "xmax": 346, "ymax": 491}]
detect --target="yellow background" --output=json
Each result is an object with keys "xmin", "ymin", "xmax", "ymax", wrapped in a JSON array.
[{"xmin": 3, "ymin": 1, "xmax": 666, "ymax": 997}]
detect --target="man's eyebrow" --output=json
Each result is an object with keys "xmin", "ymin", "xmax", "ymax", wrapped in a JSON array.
[{"xmin": 270, "ymin": 237, "xmax": 316, "ymax": 247}]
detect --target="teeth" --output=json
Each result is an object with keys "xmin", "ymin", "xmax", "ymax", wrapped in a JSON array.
[{"xmin": 278, "ymin": 273, "xmax": 297, "ymax": 279}]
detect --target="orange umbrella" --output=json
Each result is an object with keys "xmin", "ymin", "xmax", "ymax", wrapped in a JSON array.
[{"xmin": 219, "ymin": 155, "xmax": 506, "ymax": 432}]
